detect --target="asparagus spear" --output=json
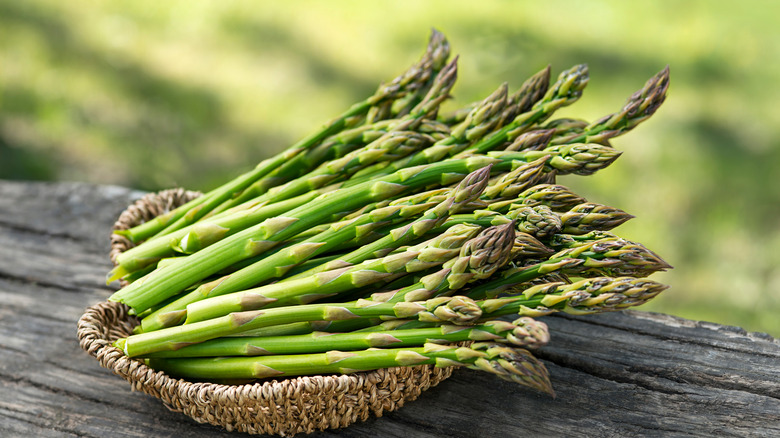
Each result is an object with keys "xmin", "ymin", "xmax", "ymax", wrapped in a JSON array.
[
  {"xmin": 143, "ymin": 316, "xmax": 550, "ymax": 358},
  {"xmin": 549, "ymin": 66, "xmax": 670, "ymax": 146},
  {"xmin": 479, "ymin": 276, "xmax": 669, "ymax": 318},
  {"xmin": 465, "ymin": 237, "xmax": 672, "ymax": 300},
  {"xmin": 207, "ymin": 118, "xmax": 451, "ymax": 217},
  {"xmin": 116, "ymin": 296, "xmax": 484, "ymax": 357},
  {"xmin": 369, "ymin": 222, "xmax": 516, "ymax": 303},
  {"xmin": 559, "ymin": 202, "xmax": 634, "ymax": 234},
  {"xmin": 347, "ymin": 81, "xmax": 510, "ymax": 184},
  {"xmin": 181, "ymin": 223, "xmax": 482, "ymax": 324},
  {"xmin": 138, "ymin": 168, "xmax": 489, "ymax": 332},
  {"xmin": 145, "ymin": 341, "xmax": 554, "ymax": 395},
  {"xmin": 108, "ymin": 190, "xmax": 323, "ymax": 284},
  {"xmin": 495, "ymin": 183, "xmax": 588, "ymax": 213},
  {"xmin": 503, "ymin": 128, "xmax": 556, "ymax": 152},
  {"xmin": 345, "ymin": 64, "xmax": 566, "ymax": 185}
]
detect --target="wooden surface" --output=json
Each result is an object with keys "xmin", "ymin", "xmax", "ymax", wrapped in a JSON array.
[{"xmin": 1, "ymin": 179, "xmax": 778, "ymax": 437}]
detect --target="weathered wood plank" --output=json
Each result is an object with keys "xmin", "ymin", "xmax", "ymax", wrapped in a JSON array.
[{"xmin": 0, "ymin": 180, "xmax": 778, "ymax": 437}]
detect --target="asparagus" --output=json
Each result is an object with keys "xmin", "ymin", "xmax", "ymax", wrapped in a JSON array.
[
  {"xmin": 208, "ymin": 118, "xmax": 451, "ymax": 217},
  {"xmin": 347, "ymin": 81, "xmax": 510, "ymax": 184},
  {"xmin": 503, "ymin": 128, "xmax": 556, "ymax": 152},
  {"xmin": 108, "ymin": 190, "xmax": 323, "ymax": 284},
  {"xmin": 505, "ymin": 183, "xmax": 588, "ymax": 212},
  {"xmin": 465, "ymin": 237, "xmax": 672, "ymax": 300},
  {"xmin": 145, "ymin": 341, "xmax": 554, "ymax": 395},
  {"xmin": 345, "ymin": 64, "xmax": 576, "ymax": 186},
  {"xmin": 497, "ymin": 65, "xmax": 553, "ymax": 126},
  {"xmin": 479, "ymin": 276, "xmax": 669, "ymax": 318},
  {"xmin": 116, "ymin": 295, "xmax": 484, "ymax": 357},
  {"xmin": 508, "ymin": 205, "xmax": 562, "ymax": 239},
  {"xmin": 559, "ymin": 202, "xmax": 634, "ymax": 234},
  {"xmin": 482, "ymin": 155, "xmax": 549, "ymax": 200},
  {"xmin": 369, "ymin": 222, "xmax": 516, "ymax": 303},
  {"xmin": 138, "ymin": 167, "xmax": 489, "ymax": 332},
  {"xmin": 181, "ymin": 223, "xmax": 482, "ymax": 324},
  {"xmin": 549, "ymin": 66, "xmax": 670, "ymax": 146},
  {"xmin": 455, "ymin": 64, "xmax": 589, "ymax": 156},
  {"xmin": 144, "ymin": 316, "xmax": 550, "ymax": 358}
]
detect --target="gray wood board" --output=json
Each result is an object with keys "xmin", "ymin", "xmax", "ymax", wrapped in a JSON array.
[{"xmin": 1, "ymin": 180, "xmax": 778, "ymax": 437}]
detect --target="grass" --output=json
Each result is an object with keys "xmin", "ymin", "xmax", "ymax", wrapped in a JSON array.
[{"xmin": 1, "ymin": 0, "xmax": 778, "ymax": 336}]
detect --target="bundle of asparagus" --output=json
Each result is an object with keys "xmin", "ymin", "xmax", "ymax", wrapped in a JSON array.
[{"xmin": 108, "ymin": 30, "xmax": 671, "ymax": 396}]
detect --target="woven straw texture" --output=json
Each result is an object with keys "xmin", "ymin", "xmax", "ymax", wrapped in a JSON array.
[{"xmin": 78, "ymin": 188, "xmax": 454, "ymax": 436}]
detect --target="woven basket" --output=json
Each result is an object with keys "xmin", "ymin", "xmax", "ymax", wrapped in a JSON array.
[{"xmin": 77, "ymin": 188, "xmax": 454, "ymax": 436}]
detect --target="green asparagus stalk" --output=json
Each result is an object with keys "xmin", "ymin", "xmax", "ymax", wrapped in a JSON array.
[
  {"xmin": 492, "ymin": 183, "xmax": 588, "ymax": 213},
  {"xmin": 369, "ymin": 222, "xmax": 516, "ymax": 303},
  {"xmin": 208, "ymin": 118, "xmax": 451, "ymax": 217},
  {"xmin": 497, "ymin": 65, "xmax": 553, "ymax": 126},
  {"xmin": 503, "ymin": 128, "xmax": 556, "ymax": 152},
  {"xmin": 345, "ymin": 64, "xmax": 561, "ymax": 186},
  {"xmin": 144, "ymin": 316, "xmax": 550, "ymax": 358},
  {"xmin": 181, "ymin": 223, "xmax": 482, "ymax": 324},
  {"xmin": 559, "ymin": 202, "xmax": 634, "ymax": 234},
  {"xmin": 347, "ymin": 81, "xmax": 510, "ymax": 184},
  {"xmin": 478, "ymin": 276, "xmax": 669, "ymax": 318},
  {"xmin": 108, "ymin": 190, "xmax": 323, "ymax": 284},
  {"xmin": 549, "ymin": 66, "xmax": 670, "ymax": 146},
  {"xmin": 145, "ymin": 341, "xmax": 554, "ymax": 395},
  {"xmin": 138, "ymin": 168, "xmax": 489, "ymax": 332},
  {"xmin": 465, "ymin": 237, "xmax": 672, "ymax": 300},
  {"xmin": 482, "ymin": 155, "xmax": 549, "ymax": 200},
  {"xmin": 508, "ymin": 205, "xmax": 562, "ymax": 239},
  {"xmin": 116, "ymin": 295, "xmax": 484, "ymax": 357}
]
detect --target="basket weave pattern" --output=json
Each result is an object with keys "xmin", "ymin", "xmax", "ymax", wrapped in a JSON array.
[{"xmin": 77, "ymin": 188, "xmax": 454, "ymax": 436}]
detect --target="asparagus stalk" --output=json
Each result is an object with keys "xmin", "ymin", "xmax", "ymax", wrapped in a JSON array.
[
  {"xmin": 144, "ymin": 316, "xmax": 550, "ymax": 358},
  {"xmin": 549, "ymin": 66, "xmax": 670, "ymax": 146},
  {"xmin": 138, "ymin": 168, "xmax": 489, "ymax": 332},
  {"xmin": 145, "ymin": 341, "xmax": 554, "ymax": 395},
  {"xmin": 347, "ymin": 81, "xmax": 510, "ymax": 184},
  {"xmin": 479, "ymin": 276, "xmax": 669, "ymax": 318},
  {"xmin": 491, "ymin": 183, "xmax": 588, "ymax": 213},
  {"xmin": 116, "ymin": 296, "xmax": 484, "ymax": 357},
  {"xmin": 503, "ymin": 128, "xmax": 556, "ymax": 152},
  {"xmin": 465, "ymin": 237, "xmax": 672, "ymax": 300},
  {"xmin": 181, "ymin": 223, "xmax": 482, "ymax": 324},
  {"xmin": 345, "ymin": 64, "xmax": 561, "ymax": 186},
  {"xmin": 108, "ymin": 190, "xmax": 323, "ymax": 284},
  {"xmin": 559, "ymin": 202, "xmax": 634, "ymax": 234},
  {"xmin": 369, "ymin": 222, "xmax": 516, "ymax": 303},
  {"xmin": 208, "ymin": 118, "xmax": 450, "ymax": 217}
]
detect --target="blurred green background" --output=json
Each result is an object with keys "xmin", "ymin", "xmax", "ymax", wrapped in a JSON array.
[{"xmin": 1, "ymin": 0, "xmax": 778, "ymax": 335}]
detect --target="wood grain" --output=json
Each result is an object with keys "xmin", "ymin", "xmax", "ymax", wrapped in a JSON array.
[{"xmin": 1, "ymin": 180, "xmax": 778, "ymax": 437}]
